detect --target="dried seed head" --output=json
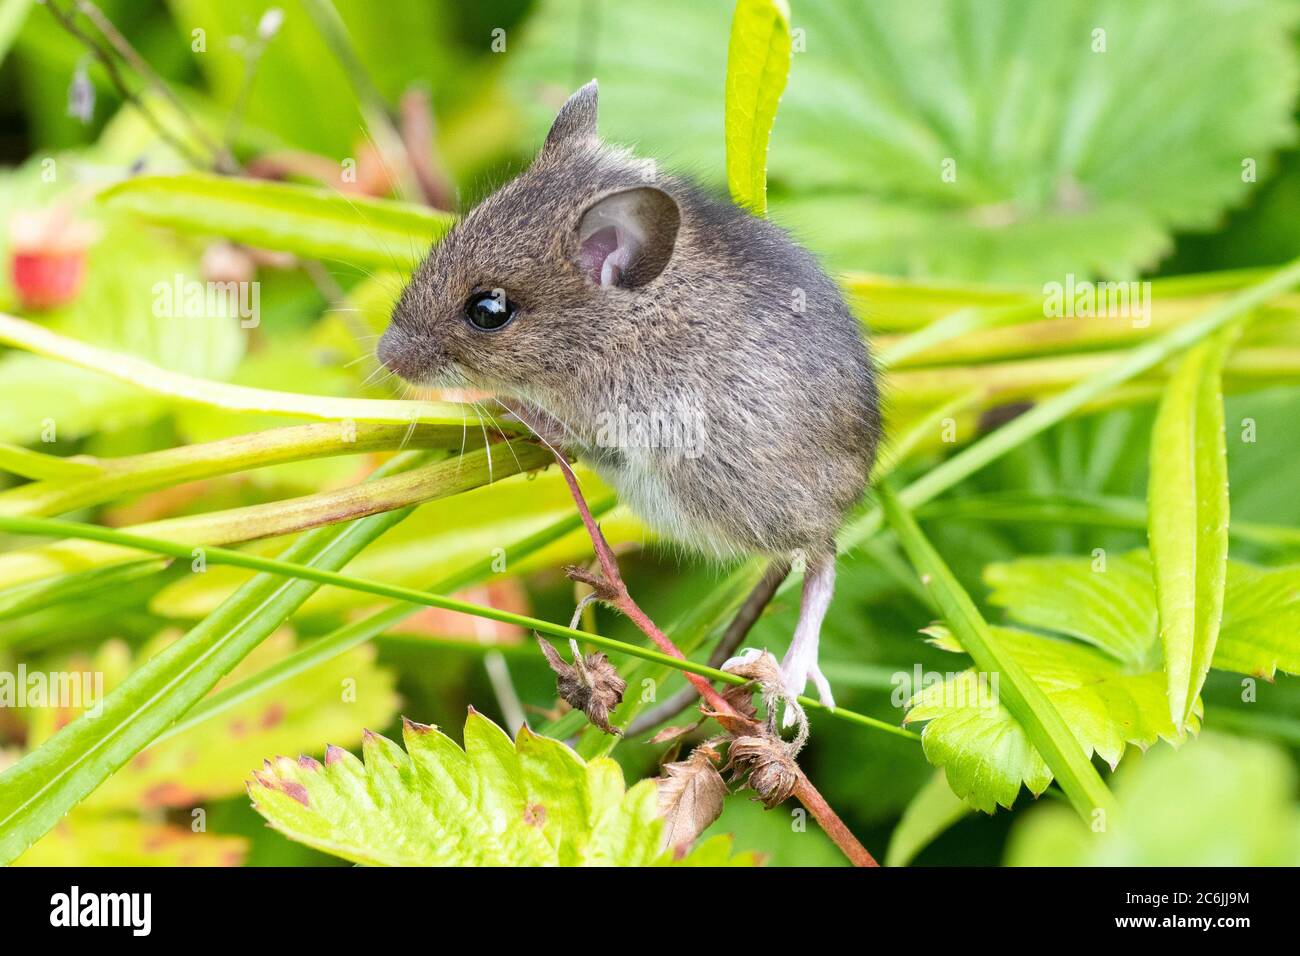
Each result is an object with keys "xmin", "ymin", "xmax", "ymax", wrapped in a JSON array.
[
  {"xmin": 724, "ymin": 735, "xmax": 799, "ymax": 809},
  {"xmin": 535, "ymin": 635, "xmax": 627, "ymax": 735}
]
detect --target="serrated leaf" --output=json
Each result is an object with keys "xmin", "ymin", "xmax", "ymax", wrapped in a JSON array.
[
  {"xmin": 986, "ymin": 549, "xmax": 1300, "ymax": 681},
  {"xmin": 724, "ymin": 0, "xmax": 791, "ymax": 215},
  {"xmin": 1149, "ymin": 328, "xmax": 1235, "ymax": 730},
  {"xmin": 984, "ymin": 550, "xmax": 1158, "ymax": 665},
  {"xmin": 1216, "ymin": 562, "xmax": 1300, "ymax": 679},
  {"xmin": 99, "ymin": 173, "xmax": 453, "ymax": 269},
  {"xmin": 250, "ymin": 711, "xmax": 756, "ymax": 866},
  {"xmin": 882, "ymin": 487, "xmax": 1117, "ymax": 820},
  {"xmin": 906, "ymin": 625, "xmax": 1194, "ymax": 813}
]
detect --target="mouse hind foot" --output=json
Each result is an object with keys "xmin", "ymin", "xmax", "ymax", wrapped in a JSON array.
[{"xmin": 778, "ymin": 553, "xmax": 837, "ymax": 724}]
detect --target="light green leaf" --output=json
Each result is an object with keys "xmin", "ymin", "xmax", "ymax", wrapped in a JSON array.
[
  {"xmin": 99, "ymin": 173, "xmax": 452, "ymax": 269},
  {"xmin": 985, "ymin": 550, "xmax": 1158, "ymax": 666},
  {"xmin": 1216, "ymin": 562, "xmax": 1300, "ymax": 679},
  {"xmin": 986, "ymin": 549, "xmax": 1300, "ymax": 681},
  {"xmin": 0, "ymin": 219, "xmax": 245, "ymax": 445},
  {"xmin": 84, "ymin": 634, "xmax": 400, "ymax": 812},
  {"xmin": 249, "ymin": 711, "xmax": 758, "ymax": 866},
  {"xmin": 724, "ymin": 0, "xmax": 791, "ymax": 216},
  {"xmin": 881, "ymin": 485, "xmax": 1117, "ymax": 821},
  {"xmin": 1148, "ymin": 328, "xmax": 1235, "ymax": 729},
  {"xmin": 0, "ymin": 443, "xmax": 101, "ymax": 482},
  {"xmin": 907, "ymin": 624, "xmax": 1192, "ymax": 813},
  {"xmin": 885, "ymin": 770, "xmax": 972, "ymax": 867},
  {"xmin": 1006, "ymin": 733, "xmax": 1300, "ymax": 866}
]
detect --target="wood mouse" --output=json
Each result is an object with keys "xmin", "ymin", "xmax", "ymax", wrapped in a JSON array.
[{"xmin": 379, "ymin": 81, "xmax": 880, "ymax": 714}]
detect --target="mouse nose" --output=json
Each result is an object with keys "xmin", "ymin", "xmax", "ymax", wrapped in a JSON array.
[{"xmin": 377, "ymin": 326, "xmax": 412, "ymax": 378}]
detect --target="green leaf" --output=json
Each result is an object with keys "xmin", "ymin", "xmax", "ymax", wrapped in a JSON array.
[
  {"xmin": 249, "ymin": 711, "xmax": 759, "ymax": 866},
  {"xmin": 1148, "ymin": 327, "xmax": 1236, "ymax": 729},
  {"xmin": 985, "ymin": 550, "xmax": 1158, "ymax": 665},
  {"xmin": 1217, "ymin": 562, "xmax": 1300, "ymax": 678},
  {"xmin": 885, "ymin": 770, "xmax": 972, "ymax": 867},
  {"xmin": 83, "ymin": 635, "xmax": 400, "ymax": 812},
  {"xmin": 880, "ymin": 485, "xmax": 1117, "ymax": 821},
  {"xmin": 724, "ymin": 0, "xmax": 791, "ymax": 216},
  {"xmin": 0, "ymin": 219, "xmax": 245, "ymax": 445},
  {"xmin": 907, "ymin": 624, "xmax": 1192, "ymax": 813},
  {"xmin": 1006, "ymin": 733, "xmax": 1300, "ymax": 866},
  {"xmin": 986, "ymin": 549, "xmax": 1300, "ymax": 681},
  {"xmin": 0, "ymin": 443, "xmax": 101, "ymax": 482},
  {"xmin": 99, "ymin": 173, "xmax": 453, "ymax": 269},
  {"xmin": 0, "ymin": 312, "xmax": 503, "ymax": 431}
]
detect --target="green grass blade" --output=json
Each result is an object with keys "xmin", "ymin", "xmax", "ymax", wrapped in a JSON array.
[
  {"xmin": 724, "ymin": 0, "xmax": 791, "ymax": 215},
  {"xmin": 0, "ymin": 514, "xmax": 916, "ymax": 744},
  {"xmin": 0, "ymin": 442, "xmax": 103, "ymax": 482},
  {"xmin": 154, "ymin": 499, "xmax": 616, "ymax": 743},
  {"xmin": 0, "ymin": 313, "xmax": 515, "ymax": 430},
  {"xmin": 1149, "ymin": 326, "xmax": 1238, "ymax": 730},
  {"xmin": 842, "ymin": 255, "xmax": 1300, "ymax": 549},
  {"xmin": 98, "ymin": 173, "xmax": 452, "ymax": 268},
  {"xmin": 0, "ymin": 442, "xmax": 547, "ymax": 588},
  {"xmin": 0, "ymin": 422, "xmax": 470, "ymax": 519},
  {"xmin": 879, "ymin": 485, "xmax": 1117, "ymax": 824}
]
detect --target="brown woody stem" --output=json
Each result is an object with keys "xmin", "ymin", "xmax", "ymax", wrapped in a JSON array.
[{"xmin": 551, "ymin": 452, "xmax": 879, "ymax": 867}]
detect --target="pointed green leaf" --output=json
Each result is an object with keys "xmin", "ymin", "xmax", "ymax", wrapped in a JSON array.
[
  {"xmin": 724, "ymin": 0, "xmax": 791, "ymax": 215},
  {"xmin": 250, "ymin": 713, "xmax": 758, "ymax": 866},
  {"xmin": 880, "ymin": 485, "xmax": 1117, "ymax": 821},
  {"xmin": 986, "ymin": 550, "xmax": 1300, "ymax": 681},
  {"xmin": 1148, "ymin": 328, "xmax": 1235, "ymax": 728},
  {"xmin": 907, "ymin": 625, "xmax": 1193, "ymax": 813}
]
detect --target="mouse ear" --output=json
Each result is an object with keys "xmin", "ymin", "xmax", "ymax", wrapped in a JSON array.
[
  {"xmin": 544, "ymin": 80, "xmax": 600, "ymax": 153},
  {"xmin": 577, "ymin": 186, "xmax": 680, "ymax": 289}
]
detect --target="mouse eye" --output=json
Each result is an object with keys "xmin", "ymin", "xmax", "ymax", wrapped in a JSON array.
[{"xmin": 464, "ymin": 289, "xmax": 517, "ymax": 332}]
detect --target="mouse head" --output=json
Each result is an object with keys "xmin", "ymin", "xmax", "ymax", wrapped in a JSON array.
[{"xmin": 378, "ymin": 81, "xmax": 682, "ymax": 402}]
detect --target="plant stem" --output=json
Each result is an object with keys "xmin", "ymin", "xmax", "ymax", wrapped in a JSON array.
[
  {"xmin": 0, "ymin": 422, "xmax": 468, "ymax": 518},
  {"xmin": 0, "ymin": 510, "xmax": 917, "ymax": 742}
]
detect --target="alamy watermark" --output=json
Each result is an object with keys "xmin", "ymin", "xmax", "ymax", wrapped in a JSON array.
[
  {"xmin": 152, "ymin": 274, "xmax": 260, "ymax": 328},
  {"xmin": 0, "ymin": 665, "xmax": 104, "ymax": 717},
  {"xmin": 890, "ymin": 664, "xmax": 1000, "ymax": 710},
  {"xmin": 1043, "ymin": 273, "xmax": 1151, "ymax": 328},
  {"xmin": 593, "ymin": 392, "xmax": 709, "ymax": 461}
]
